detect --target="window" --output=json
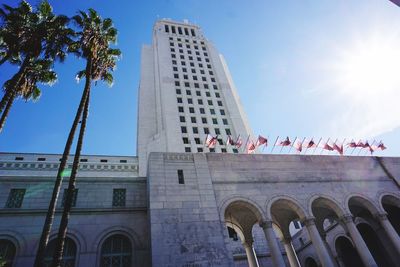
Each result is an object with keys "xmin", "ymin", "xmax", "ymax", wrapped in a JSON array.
[
  {"xmin": 215, "ymin": 93, "xmax": 220, "ymax": 98},
  {"xmin": 171, "ymin": 54, "xmax": 176, "ymax": 58},
  {"xmin": 197, "ymin": 57, "xmax": 202, "ymax": 61},
  {"xmin": 186, "ymin": 90, "xmax": 191, "ymax": 95},
  {"xmin": 184, "ymin": 82, "xmax": 190, "ymax": 87},
  {"xmin": 213, "ymin": 85, "xmax": 218, "ymax": 90},
  {"xmin": 182, "ymin": 67, "xmax": 187, "ymax": 72},
  {"xmin": 189, "ymin": 107, "xmax": 195, "ymax": 113},
  {"xmin": 218, "ymin": 139, "xmax": 223, "ymax": 145},
  {"xmin": 209, "ymin": 71, "xmax": 214, "ymax": 75},
  {"xmin": 180, "ymin": 55, "xmax": 184, "ymax": 59},
  {"xmin": 172, "ymin": 60, "xmax": 177, "ymax": 65},
  {"xmin": 225, "ymin": 129, "xmax": 231, "ymax": 135},
  {"xmin": 204, "ymin": 52, "xmax": 208, "ymax": 56},
  {"xmin": 193, "ymin": 76, "xmax": 197, "ymax": 81},
  {"xmin": 202, "ymin": 46, "xmax": 207, "ymax": 51},
  {"xmin": 217, "ymin": 101, "xmax": 223, "ymax": 106},
  {"xmin": 0, "ymin": 239, "xmax": 16, "ymax": 267},
  {"xmin": 192, "ymin": 127, "xmax": 198, "ymax": 134},
  {"xmin": 194, "ymin": 83, "xmax": 199, "ymax": 88},
  {"xmin": 178, "ymin": 27, "xmax": 182, "ymax": 34},
  {"xmin": 199, "ymin": 63, "xmax": 203, "ymax": 67},
  {"xmin": 210, "ymin": 109, "xmax": 215, "ymax": 115},
  {"xmin": 205, "ymin": 58, "xmax": 210, "ymax": 62},
  {"xmin": 170, "ymin": 48, "xmax": 175, "ymax": 52},
  {"xmin": 171, "ymin": 26, "xmax": 176, "ymax": 34},
  {"xmin": 169, "ymin": 42, "xmax": 174, "ymax": 46},
  {"xmin": 176, "ymin": 89, "xmax": 181, "ymax": 94},
  {"xmin": 201, "ymin": 117, "xmax": 207, "ymax": 123},
  {"xmin": 187, "ymin": 98, "xmax": 193, "ymax": 104},
  {"xmin": 223, "ymin": 119, "xmax": 228, "ymax": 125},
  {"xmin": 195, "ymin": 138, "xmax": 201, "ymax": 144},
  {"xmin": 207, "ymin": 64, "xmax": 212, "ymax": 69},
  {"xmin": 202, "ymin": 77, "xmax": 207, "ymax": 81},
  {"xmin": 177, "ymin": 97, "xmax": 182, "ymax": 103},
  {"xmin": 181, "ymin": 126, "xmax": 187, "ymax": 133},
  {"xmin": 61, "ymin": 188, "xmax": 78, "ymax": 207},
  {"xmin": 194, "ymin": 45, "xmax": 198, "ymax": 50},
  {"xmin": 177, "ymin": 38, "xmax": 181, "ymax": 41},
  {"xmin": 179, "ymin": 49, "xmax": 183, "ymax": 53},
  {"xmin": 200, "ymin": 70, "xmax": 205, "ymax": 74},
  {"xmin": 178, "ymin": 170, "xmax": 185, "ymax": 184},
  {"xmin": 183, "ymin": 74, "xmax": 188, "ymax": 80},
  {"xmin": 205, "ymin": 92, "xmax": 211, "ymax": 97},
  {"xmin": 204, "ymin": 84, "xmax": 209, "ymax": 89},
  {"xmin": 182, "ymin": 137, "xmax": 189, "ymax": 144},
  {"xmin": 44, "ymin": 238, "xmax": 76, "ymax": 267},
  {"xmin": 120, "ymin": 160, "xmax": 127, "ymax": 163},
  {"xmin": 190, "ymin": 62, "xmax": 194, "ymax": 67},
  {"xmin": 5, "ymin": 189, "xmax": 25, "ymax": 208},
  {"xmin": 191, "ymin": 117, "xmax": 196, "ymax": 123},
  {"xmin": 220, "ymin": 109, "xmax": 225, "ymax": 115},
  {"xmin": 188, "ymin": 56, "xmax": 193, "ymax": 60},
  {"xmin": 100, "ymin": 159, "xmax": 108, "ymax": 163},
  {"xmin": 199, "ymin": 108, "xmax": 205, "ymax": 114},
  {"xmin": 187, "ymin": 50, "xmax": 192, "ymax": 54},
  {"xmin": 212, "ymin": 118, "xmax": 218, "ymax": 125},
  {"xmin": 112, "ymin": 189, "xmax": 126, "ymax": 207},
  {"xmin": 198, "ymin": 99, "xmax": 203, "ymax": 105},
  {"xmin": 175, "ymin": 81, "xmax": 180, "ymax": 86},
  {"xmin": 196, "ymin": 91, "xmax": 201, "ymax": 96},
  {"xmin": 80, "ymin": 158, "xmax": 87, "ymax": 162},
  {"xmin": 165, "ymin": 25, "xmax": 169, "ymax": 33},
  {"xmin": 184, "ymin": 28, "xmax": 189, "ymax": 35},
  {"xmin": 186, "ymin": 44, "xmax": 190, "ymax": 48},
  {"xmin": 179, "ymin": 116, "xmax": 185, "ymax": 123},
  {"xmin": 15, "ymin": 157, "xmax": 24, "ymax": 161},
  {"xmin": 173, "ymin": 66, "xmax": 178, "ymax": 71},
  {"xmin": 208, "ymin": 100, "xmax": 213, "ymax": 106},
  {"xmin": 38, "ymin": 157, "xmax": 46, "ymax": 161},
  {"xmin": 221, "ymin": 148, "xmax": 227, "ymax": 153},
  {"xmin": 233, "ymin": 148, "xmax": 239, "ymax": 153},
  {"xmin": 209, "ymin": 148, "xmax": 215, "ymax": 153},
  {"xmin": 181, "ymin": 61, "xmax": 186, "ymax": 66},
  {"xmin": 191, "ymin": 69, "xmax": 196, "ymax": 73},
  {"xmin": 211, "ymin": 78, "xmax": 216, "ymax": 82},
  {"xmin": 185, "ymin": 147, "xmax": 191, "ymax": 153},
  {"xmin": 178, "ymin": 106, "xmax": 184, "ymax": 112},
  {"xmin": 204, "ymin": 127, "xmax": 209, "ymax": 134},
  {"xmin": 100, "ymin": 235, "xmax": 132, "ymax": 267},
  {"xmin": 215, "ymin": 128, "xmax": 220, "ymax": 135},
  {"xmin": 197, "ymin": 147, "xmax": 203, "ymax": 152}
]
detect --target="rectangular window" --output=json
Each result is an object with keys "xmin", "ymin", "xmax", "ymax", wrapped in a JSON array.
[
  {"xmin": 189, "ymin": 107, "xmax": 195, "ymax": 113},
  {"xmin": 211, "ymin": 78, "xmax": 216, "ymax": 82},
  {"xmin": 209, "ymin": 148, "xmax": 215, "ymax": 153},
  {"xmin": 178, "ymin": 106, "xmax": 184, "ymax": 112},
  {"xmin": 5, "ymin": 189, "xmax": 25, "ymax": 208},
  {"xmin": 177, "ymin": 97, "xmax": 182, "ymax": 103},
  {"xmin": 200, "ymin": 108, "xmax": 205, "ymax": 114},
  {"xmin": 195, "ymin": 138, "xmax": 201, "ymax": 144},
  {"xmin": 188, "ymin": 98, "xmax": 193, "ymax": 104},
  {"xmin": 182, "ymin": 137, "xmax": 189, "ymax": 144},
  {"xmin": 185, "ymin": 147, "xmax": 191, "ymax": 153},
  {"xmin": 186, "ymin": 90, "xmax": 191, "ymax": 95},
  {"xmin": 178, "ymin": 170, "xmax": 185, "ymax": 184},
  {"xmin": 181, "ymin": 126, "xmax": 187, "ymax": 133},
  {"xmin": 215, "ymin": 128, "xmax": 220, "ymax": 135},
  {"xmin": 184, "ymin": 28, "xmax": 189, "ymax": 35},
  {"xmin": 191, "ymin": 117, "xmax": 196, "ymax": 123},
  {"xmin": 15, "ymin": 157, "xmax": 24, "ymax": 161},
  {"xmin": 204, "ymin": 127, "xmax": 209, "ymax": 134},
  {"xmin": 194, "ymin": 83, "xmax": 199, "ymax": 88},
  {"xmin": 176, "ymin": 89, "xmax": 181, "ymax": 94},
  {"xmin": 193, "ymin": 76, "xmax": 197, "ymax": 81},
  {"xmin": 201, "ymin": 117, "xmax": 207, "ymax": 123},
  {"xmin": 200, "ymin": 70, "xmax": 205, "ymax": 74},
  {"xmin": 196, "ymin": 91, "xmax": 201, "ymax": 96},
  {"xmin": 208, "ymin": 100, "xmax": 213, "ymax": 106},
  {"xmin": 223, "ymin": 119, "xmax": 228, "ymax": 125},
  {"xmin": 218, "ymin": 139, "xmax": 223, "ymax": 145},
  {"xmin": 178, "ymin": 43, "xmax": 182, "ymax": 47},
  {"xmin": 204, "ymin": 84, "xmax": 209, "ymax": 89},
  {"xmin": 62, "ymin": 188, "xmax": 78, "ymax": 207},
  {"xmin": 178, "ymin": 27, "xmax": 183, "ymax": 34},
  {"xmin": 190, "ymin": 62, "xmax": 195, "ymax": 67},
  {"xmin": 183, "ymin": 74, "xmax": 188, "ymax": 80},
  {"xmin": 179, "ymin": 116, "xmax": 185, "ymax": 122},
  {"xmin": 197, "ymin": 57, "xmax": 202, "ymax": 62},
  {"xmin": 217, "ymin": 101, "xmax": 223, "ymax": 106},
  {"xmin": 206, "ymin": 92, "xmax": 211, "ymax": 97},
  {"xmin": 184, "ymin": 82, "xmax": 190, "ymax": 87},
  {"xmin": 175, "ymin": 81, "xmax": 180, "ymax": 86},
  {"xmin": 198, "ymin": 99, "xmax": 203, "ymax": 105},
  {"xmin": 212, "ymin": 118, "xmax": 218, "ymax": 124},
  {"xmin": 221, "ymin": 148, "xmax": 227, "ymax": 153},
  {"xmin": 192, "ymin": 127, "xmax": 198, "ymax": 134},
  {"xmin": 191, "ymin": 29, "xmax": 196, "ymax": 36},
  {"xmin": 182, "ymin": 67, "xmax": 187, "ymax": 72},
  {"xmin": 171, "ymin": 26, "xmax": 176, "ymax": 34},
  {"xmin": 172, "ymin": 60, "xmax": 177, "ymax": 65},
  {"xmin": 180, "ymin": 55, "xmax": 184, "ymax": 59},
  {"xmin": 220, "ymin": 109, "xmax": 225, "ymax": 115},
  {"xmin": 170, "ymin": 42, "xmax": 174, "ymax": 46},
  {"xmin": 210, "ymin": 109, "xmax": 215, "ymax": 115},
  {"xmin": 197, "ymin": 147, "xmax": 203, "ymax": 152},
  {"xmin": 173, "ymin": 66, "xmax": 178, "ymax": 71},
  {"xmin": 112, "ymin": 189, "xmax": 126, "ymax": 207},
  {"xmin": 202, "ymin": 77, "xmax": 207, "ymax": 81},
  {"xmin": 213, "ymin": 85, "xmax": 218, "ymax": 90},
  {"xmin": 233, "ymin": 148, "xmax": 239, "ymax": 153},
  {"xmin": 170, "ymin": 48, "xmax": 175, "ymax": 52},
  {"xmin": 171, "ymin": 53, "xmax": 176, "ymax": 58},
  {"xmin": 165, "ymin": 24, "xmax": 169, "ymax": 33},
  {"xmin": 225, "ymin": 129, "xmax": 231, "ymax": 135}
]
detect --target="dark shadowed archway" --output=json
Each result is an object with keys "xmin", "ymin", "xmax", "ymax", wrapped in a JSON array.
[
  {"xmin": 381, "ymin": 195, "xmax": 400, "ymax": 235},
  {"xmin": 335, "ymin": 236, "xmax": 363, "ymax": 267}
]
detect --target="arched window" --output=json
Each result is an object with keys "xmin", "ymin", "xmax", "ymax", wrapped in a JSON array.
[
  {"xmin": 43, "ymin": 237, "xmax": 77, "ymax": 267},
  {"xmin": 305, "ymin": 257, "xmax": 318, "ymax": 267},
  {"xmin": 100, "ymin": 234, "xmax": 132, "ymax": 267},
  {"xmin": 0, "ymin": 239, "xmax": 16, "ymax": 267}
]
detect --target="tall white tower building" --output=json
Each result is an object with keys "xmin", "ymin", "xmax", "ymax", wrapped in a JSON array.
[{"xmin": 137, "ymin": 19, "xmax": 254, "ymax": 175}]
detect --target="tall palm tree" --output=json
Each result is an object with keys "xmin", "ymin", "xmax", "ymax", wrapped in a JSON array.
[
  {"xmin": 35, "ymin": 9, "xmax": 119, "ymax": 267},
  {"xmin": 0, "ymin": 0, "xmax": 75, "ymax": 132}
]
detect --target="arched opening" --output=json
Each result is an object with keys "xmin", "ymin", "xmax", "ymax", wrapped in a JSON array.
[
  {"xmin": 304, "ymin": 257, "xmax": 318, "ymax": 267},
  {"xmin": 43, "ymin": 237, "xmax": 77, "ymax": 267},
  {"xmin": 349, "ymin": 196, "xmax": 396, "ymax": 266},
  {"xmin": 335, "ymin": 236, "xmax": 363, "ymax": 267},
  {"xmin": 357, "ymin": 223, "xmax": 392, "ymax": 267},
  {"xmin": 100, "ymin": 234, "xmax": 132, "ymax": 267},
  {"xmin": 381, "ymin": 195, "xmax": 400, "ymax": 235},
  {"xmin": 0, "ymin": 239, "xmax": 16, "ymax": 267},
  {"xmin": 224, "ymin": 200, "xmax": 263, "ymax": 267}
]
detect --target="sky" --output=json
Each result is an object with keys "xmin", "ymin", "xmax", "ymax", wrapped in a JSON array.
[{"xmin": 1, "ymin": 0, "xmax": 400, "ymax": 157}]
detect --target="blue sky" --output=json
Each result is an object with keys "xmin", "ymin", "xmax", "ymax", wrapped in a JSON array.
[{"xmin": 1, "ymin": 0, "xmax": 400, "ymax": 156}]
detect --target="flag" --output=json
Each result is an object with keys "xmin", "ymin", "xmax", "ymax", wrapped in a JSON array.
[
  {"xmin": 356, "ymin": 141, "xmax": 365, "ymax": 148},
  {"xmin": 205, "ymin": 134, "xmax": 217, "ymax": 148},
  {"xmin": 226, "ymin": 135, "xmax": 235, "ymax": 146},
  {"xmin": 362, "ymin": 141, "xmax": 371, "ymax": 149},
  {"xmin": 295, "ymin": 140, "xmax": 303, "ymax": 152},
  {"xmin": 276, "ymin": 136, "xmax": 291, "ymax": 146},
  {"xmin": 322, "ymin": 142, "xmax": 334, "ymax": 151},
  {"xmin": 247, "ymin": 141, "xmax": 256, "ymax": 154},
  {"xmin": 306, "ymin": 139, "xmax": 316, "ymax": 148},
  {"xmin": 377, "ymin": 142, "xmax": 387, "ymax": 150},
  {"xmin": 257, "ymin": 135, "xmax": 268, "ymax": 146},
  {"xmin": 333, "ymin": 142, "xmax": 344, "ymax": 155},
  {"xmin": 347, "ymin": 141, "xmax": 357, "ymax": 148},
  {"xmin": 235, "ymin": 136, "xmax": 243, "ymax": 148}
]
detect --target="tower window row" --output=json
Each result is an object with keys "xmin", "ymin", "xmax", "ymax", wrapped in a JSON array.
[
  {"xmin": 164, "ymin": 24, "xmax": 196, "ymax": 37},
  {"xmin": 168, "ymin": 37, "xmax": 205, "ymax": 46}
]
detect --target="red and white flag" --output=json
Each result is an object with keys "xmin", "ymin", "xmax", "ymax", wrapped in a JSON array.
[
  {"xmin": 276, "ymin": 136, "xmax": 291, "ymax": 146},
  {"xmin": 322, "ymin": 141, "xmax": 334, "ymax": 151},
  {"xmin": 205, "ymin": 134, "xmax": 217, "ymax": 148},
  {"xmin": 377, "ymin": 142, "xmax": 387, "ymax": 150},
  {"xmin": 235, "ymin": 135, "xmax": 243, "ymax": 148},
  {"xmin": 347, "ymin": 141, "xmax": 357, "ymax": 148},
  {"xmin": 256, "ymin": 135, "xmax": 268, "ymax": 147},
  {"xmin": 333, "ymin": 142, "xmax": 344, "ymax": 155},
  {"xmin": 306, "ymin": 139, "xmax": 316, "ymax": 148},
  {"xmin": 247, "ymin": 141, "xmax": 256, "ymax": 154},
  {"xmin": 226, "ymin": 135, "xmax": 235, "ymax": 146},
  {"xmin": 356, "ymin": 141, "xmax": 365, "ymax": 148},
  {"xmin": 295, "ymin": 140, "xmax": 304, "ymax": 152}
]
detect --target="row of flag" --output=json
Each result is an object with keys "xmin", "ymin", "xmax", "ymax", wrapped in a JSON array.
[{"xmin": 204, "ymin": 134, "xmax": 387, "ymax": 155}]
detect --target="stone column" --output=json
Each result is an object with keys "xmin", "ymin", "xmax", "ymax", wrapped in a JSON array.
[
  {"xmin": 375, "ymin": 213, "xmax": 400, "ymax": 255},
  {"xmin": 283, "ymin": 237, "xmax": 300, "ymax": 267},
  {"xmin": 303, "ymin": 217, "xmax": 335, "ymax": 267},
  {"xmin": 242, "ymin": 241, "xmax": 259, "ymax": 267},
  {"xmin": 260, "ymin": 221, "xmax": 286, "ymax": 267},
  {"xmin": 341, "ymin": 215, "xmax": 377, "ymax": 267}
]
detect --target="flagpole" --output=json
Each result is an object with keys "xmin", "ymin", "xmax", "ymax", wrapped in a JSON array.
[
  {"xmin": 320, "ymin": 137, "xmax": 330, "ymax": 155},
  {"xmin": 261, "ymin": 135, "xmax": 269, "ymax": 154},
  {"xmin": 357, "ymin": 140, "xmax": 366, "ymax": 156},
  {"xmin": 312, "ymin": 137, "xmax": 322, "ymax": 155},
  {"xmin": 299, "ymin": 137, "xmax": 306, "ymax": 154},
  {"xmin": 243, "ymin": 134, "xmax": 250, "ymax": 153},
  {"xmin": 271, "ymin": 136, "xmax": 279, "ymax": 153},
  {"xmin": 344, "ymin": 138, "xmax": 352, "ymax": 155},
  {"xmin": 350, "ymin": 139, "xmax": 361, "ymax": 155},
  {"xmin": 365, "ymin": 140, "xmax": 376, "ymax": 156},
  {"xmin": 288, "ymin": 137, "xmax": 297, "ymax": 154},
  {"xmin": 331, "ymin": 138, "xmax": 338, "ymax": 155},
  {"xmin": 340, "ymin": 138, "xmax": 346, "ymax": 156}
]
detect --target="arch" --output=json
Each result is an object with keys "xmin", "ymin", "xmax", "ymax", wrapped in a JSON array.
[
  {"xmin": 346, "ymin": 194, "xmax": 382, "ymax": 217},
  {"xmin": 219, "ymin": 195, "xmax": 266, "ymax": 223},
  {"xmin": 334, "ymin": 236, "xmax": 363, "ymax": 267},
  {"xmin": 0, "ymin": 230, "xmax": 26, "ymax": 256},
  {"xmin": 380, "ymin": 193, "xmax": 400, "ymax": 234},
  {"xmin": 43, "ymin": 237, "xmax": 77, "ymax": 267},
  {"xmin": 304, "ymin": 256, "xmax": 319, "ymax": 267},
  {"xmin": 308, "ymin": 194, "xmax": 347, "ymax": 218},
  {"xmin": 267, "ymin": 195, "xmax": 307, "ymax": 220},
  {"xmin": 99, "ymin": 234, "xmax": 132, "ymax": 267},
  {"xmin": 0, "ymin": 238, "xmax": 17, "ymax": 267},
  {"xmin": 92, "ymin": 226, "xmax": 144, "ymax": 252},
  {"xmin": 377, "ymin": 191, "xmax": 400, "ymax": 211}
]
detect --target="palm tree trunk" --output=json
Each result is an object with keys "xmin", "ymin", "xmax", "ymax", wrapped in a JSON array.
[
  {"xmin": 0, "ymin": 90, "xmax": 16, "ymax": 133},
  {"xmin": 51, "ymin": 85, "xmax": 91, "ymax": 267},
  {"xmin": 33, "ymin": 59, "xmax": 92, "ymax": 267},
  {"xmin": 0, "ymin": 90, "xmax": 13, "ymax": 115}
]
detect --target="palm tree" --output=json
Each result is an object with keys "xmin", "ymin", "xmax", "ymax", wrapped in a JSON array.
[
  {"xmin": 0, "ymin": 0, "xmax": 75, "ymax": 132},
  {"xmin": 37, "ymin": 9, "xmax": 119, "ymax": 267}
]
